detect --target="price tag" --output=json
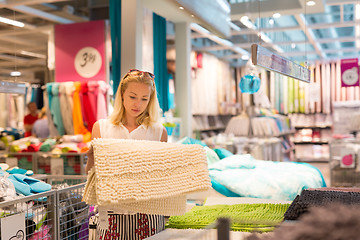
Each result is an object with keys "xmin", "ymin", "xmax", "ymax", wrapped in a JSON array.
[
  {"xmin": 1, "ymin": 212, "xmax": 25, "ymax": 240},
  {"xmin": 340, "ymin": 148, "xmax": 356, "ymax": 168},
  {"xmin": 98, "ymin": 206, "xmax": 109, "ymax": 230},
  {"xmin": 74, "ymin": 46, "xmax": 102, "ymax": 78},
  {"xmin": 50, "ymin": 157, "xmax": 64, "ymax": 175}
]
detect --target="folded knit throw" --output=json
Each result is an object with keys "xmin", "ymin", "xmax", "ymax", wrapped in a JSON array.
[
  {"xmin": 82, "ymin": 138, "xmax": 211, "ymax": 216},
  {"xmin": 166, "ymin": 203, "xmax": 290, "ymax": 232}
]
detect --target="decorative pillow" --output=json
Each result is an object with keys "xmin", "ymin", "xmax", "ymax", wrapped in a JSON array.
[
  {"xmin": 177, "ymin": 136, "xmax": 207, "ymax": 147},
  {"xmin": 204, "ymin": 147, "xmax": 221, "ymax": 166},
  {"xmin": 214, "ymin": 148, "xmax": 234, "ymax": 159}
]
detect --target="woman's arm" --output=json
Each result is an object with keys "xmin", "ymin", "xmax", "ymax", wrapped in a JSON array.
[
  {"xmin": 85, "ymin": 121, "xmax": 101, "ymax": 174},
  {"xmin": 160, "ymin": 126, "xmax": 168, "ymax": 142}
]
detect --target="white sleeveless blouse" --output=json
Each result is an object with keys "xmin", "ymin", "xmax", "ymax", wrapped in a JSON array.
[{"xmin": 98, "ymin": 118, "xmax": 163, "ymax": 141}]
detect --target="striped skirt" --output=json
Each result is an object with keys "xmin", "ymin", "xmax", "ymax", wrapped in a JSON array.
[{"xmin": 95, "ymin": 213, "xmax": 165, "ymax": 240}]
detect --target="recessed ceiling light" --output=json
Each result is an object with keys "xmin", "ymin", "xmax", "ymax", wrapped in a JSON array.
[
  {"xmin": 0, "ymin": 16, "xmax": 25, "ymax": 28},
  {"xmin": 269, "ymin": 18, "xmax": 274, "ymax": 25},
  {"xmin": 10, "ymin": 71, "xmax": 21, "ymax": 77},
  {"xmin": 306, "ymin": 1, "xmax": 316, "ymax": 6},
  {"xmin": 240, "ymin": 16, "xmax": 249, "ymax": 22},
  {"xmin": 273, "ymin": 13, "xmax": 281, "ymax": 18},
  {"xmin": 291, "ymin": 43, "xmax": 296, "ymax": 49},
  {"xmin": 179, "ymin": 6, "xmax": 184, "ymax": 10}
]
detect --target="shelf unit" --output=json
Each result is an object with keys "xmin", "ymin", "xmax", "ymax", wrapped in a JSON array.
[
  {"xmin": 290, "ymin": 115, "xmax": 332, "ymax": 163},
  {"xmin": 192, "ymin": 114, "xmax": 233, "ymax": 139}
]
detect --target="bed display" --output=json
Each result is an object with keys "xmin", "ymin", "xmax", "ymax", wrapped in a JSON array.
[{"xmin": 208, "ymin": 154, "xmax": 326, "ymax": 201}]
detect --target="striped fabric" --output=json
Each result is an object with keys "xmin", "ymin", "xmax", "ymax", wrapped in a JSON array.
[{"xmin": 95, "ymin": 213, "xmax": 165, "ymax": 240}]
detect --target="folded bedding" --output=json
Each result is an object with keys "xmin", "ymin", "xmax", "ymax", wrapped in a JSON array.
[{"xmin": 209, "ymin": 154, "xmax": 326, "ymax": 201}]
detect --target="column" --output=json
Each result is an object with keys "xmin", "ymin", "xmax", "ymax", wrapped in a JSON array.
[
  {"xmin": 175, "ymin": 22, "xmax": 192, "ymax": 138},
  {"xmin": 121, "ymin": 0, "xmax": 143, "ymax": 77}
]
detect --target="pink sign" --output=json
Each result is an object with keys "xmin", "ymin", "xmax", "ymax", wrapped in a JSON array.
[
  {"xmin": 55, "ymin": 20, "xmax": 106, "ymax": 82},
  {"xmin": 341, "ymin": 58, "xmax": 359, "ymax": 87}
]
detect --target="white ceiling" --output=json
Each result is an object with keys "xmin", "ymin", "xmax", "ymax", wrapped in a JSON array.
[{"xmin": 0, "ymin": 0, "xmax": 359, "ymax": 82}]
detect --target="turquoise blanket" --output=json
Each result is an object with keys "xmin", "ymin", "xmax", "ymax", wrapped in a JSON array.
[{"xmin": 209, "ymin": 154, "xmax": 326, "ymax": 201}]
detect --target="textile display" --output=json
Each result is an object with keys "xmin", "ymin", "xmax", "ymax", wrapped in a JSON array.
[
  {"xmin": 267, "ymin": 61, "xmax": 360, "ymax": 114},
  {"xmin": 191, "ymin": 52, "xmax": 234, "ymax": 115},
  {"xmin": 59, "ymin": 83, "xmax": 74, "ymax": 135},
  {"xmin": 82, "ymin": 138, "xmax": 211, "ymax": 216},
  {"xmin": 44, "ymin": 81, "xmax": 109, "ymax": 139},
  {"xmin": 166, "ymin": 203, "xmax": 290, "ymax": 232},
  {"xmin": 50, "ymin": 83, "xmax": 65, "ymax": 135},
  {"xmin": 284, "ymin": 188, "xmax": 360, "ymax": 221}
]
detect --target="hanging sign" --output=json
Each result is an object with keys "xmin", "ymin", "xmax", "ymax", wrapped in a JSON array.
[
  {"xmin": 341, "ymin": 58, "xmax": 359, "ymax": 87},
  {"xmin": 1, "ymin": 212, "xmax": 26, "ymax": 240},
  {"xmin": 55, "ymin": 20, "xmax": 106, "ymax": 83},
  {"xmin": 251, "ymin": 44, "xmax": 310, "ymax": 83}
]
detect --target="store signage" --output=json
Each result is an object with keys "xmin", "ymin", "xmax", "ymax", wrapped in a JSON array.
[
  {"xmin": 0, "ymin": 212, "xmax": 26, "ymax": 240},
  {"xmin": 251, "ymin": 44, "xmax": 310, "ymax": 83},
  {"xmin": 341, "ymin": 58, "xmax": 359, "ymax": 87},
  {"xmin": 0, "ymin": 81, "xmax": 26, "ymax": 94},
  {"xmin": 55, "ymin": 20, "xmax": 106, "ymax": 82}
]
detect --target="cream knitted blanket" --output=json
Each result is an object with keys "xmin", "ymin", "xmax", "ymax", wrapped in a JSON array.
[{"xmin": 82, "ymin": 138, "xmax": 211, "ymax": 216}]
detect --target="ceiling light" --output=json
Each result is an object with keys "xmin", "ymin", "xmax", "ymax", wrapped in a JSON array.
[
  {"xmin": 179, "ymin": 6, "xmax": 184, "ymax": 10},
  {"xmin": 20, "ymin": 50, "xmax": 46, "ymax": 59},
  {"xmin": 10, "ymin": 71, "xmax": 21, "ymax": 77},
  {"xmin": 306, "ymin": 1, "xmax": 316, "ymax": 6},
  {"xmin": 240, "ymin": 16, "xmax": 256, "ymax": 30},
  {"xmin": 0, "ymin": 16, "xmax": 25, "ymax": 28},
  {"xmin": 191, "ymin": 15, "xmax": 194, "ymax": 18},
  {"xmin": 241, "ymin": 55, "xmax": 249, "ymax": 60},
  {"xmin": 291, "ymin": 43, "xmax": 296, "ymax": 49},
  {"xmin": 269, "ymin": 18, "xmax": 274, "ymax": 25},
  {"xmin": 273, "ymin": 13, "xmax": 281, "ymax": 19},
  {"xmin": 240, "ymin": 16, "xmax": 249, "ymax": 22}
]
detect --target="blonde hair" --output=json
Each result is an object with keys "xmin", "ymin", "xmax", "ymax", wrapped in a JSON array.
[{"xmin": 109, "ymin": 70, "xmax": 160, "ymax": 127}]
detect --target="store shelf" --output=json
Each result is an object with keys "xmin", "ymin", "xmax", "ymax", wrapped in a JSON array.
[
  {"xmin": 293, "ymin": 141, "xmax": 329, "ymax": 145},
  {"xmin": 295, "ymin": 157, "xmax": 329, "ymax": 163},
  {"xmin": 252, "ymin": 130, "xmax": 296, "ymax": 138},
  {"xmin": 194, "ymin": 127, "xmax": 225, "ymax": 132},
  {"xmin": 294, "ymin": 126, "xmax": 332, "ymax": 129}
]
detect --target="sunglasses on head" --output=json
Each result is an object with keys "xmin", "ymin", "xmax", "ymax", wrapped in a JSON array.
[{"xmin": 128, "ymin": 69, "xmax": 155, "ymax": 80}]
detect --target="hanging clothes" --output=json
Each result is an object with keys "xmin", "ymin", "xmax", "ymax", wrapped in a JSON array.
[
  {"xmin": 50, "ymin": 83, "xmax": 65, "ymax": 136},
  {"xmin": 97, "ymin": 81, "xmax": 108, "ymax": 120},
  {"xmin": 43, "ymin": 86, "xmax": 59, "ymax": 137},
  {"xmin": 87, "ymin": 81, "xmax": 99, "ymax": 120},
  {"xmin": 59, "ymin": 82, "xmax": 74, "ymax": 135},
  {"xmin": 73, "ymin": 82, "xmax": 91, "ymax": 142},
  {"xmin": 81, "ymin": 82, "xmax": 96, "ymax": 132},
  {"xmin": 33, "ymin": 86, "xmax": 44, "ymax": 109}
]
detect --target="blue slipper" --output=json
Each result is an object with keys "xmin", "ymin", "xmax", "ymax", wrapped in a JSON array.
[
  {"xmin": 6, "ymin": 167, "xmax": 27, "ymax": 175},
  {"xmin": 8, "ymin": 174, "xmax": 32, "ymax": 196},
  {"xmin": 7, "ymin": 174, "xmax": 51, "ymax": 195}
]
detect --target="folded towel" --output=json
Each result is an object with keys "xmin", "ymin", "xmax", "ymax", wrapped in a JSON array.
[
  {"xmin": 83, "ymin": 138, "xmax": 211, "ymax": 216},
  {"xmin": 39, "ymin": 139, "xmax": 56, "ymax": 152},
  {"xmin": 8, "ymin": 174, "xmax": 51, "ymax": 196},
  {"xmin": 27, "ymin": 143, "xmax": 43, "ymax": 152}
]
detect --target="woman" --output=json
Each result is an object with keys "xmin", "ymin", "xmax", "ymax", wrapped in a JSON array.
[{"xmin": 85, "ymin": 69, "xmax": 167, "ymax": 239}]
